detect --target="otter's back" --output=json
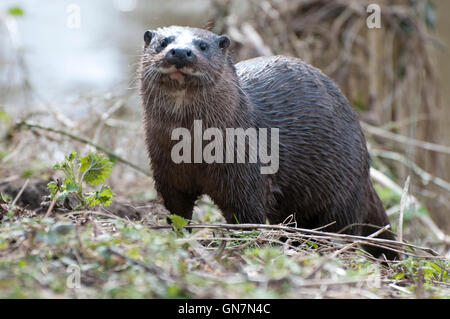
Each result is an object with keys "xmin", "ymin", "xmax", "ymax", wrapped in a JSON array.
[{"xmin": 236, "ymin": 56, "xmax": 370, "ymax": 227}]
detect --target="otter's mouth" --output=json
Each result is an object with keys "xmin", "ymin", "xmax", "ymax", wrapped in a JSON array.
[
  {"xmin": 158, "ymin": 66, "xmax": 204, "ymax": 83},
  {"xmin": 169, "ymin": 70, "xmax": 185, "ymax": 82}
]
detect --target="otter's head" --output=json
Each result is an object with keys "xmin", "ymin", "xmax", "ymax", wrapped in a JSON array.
[{"xmin": 140, "ymin": 26, "xmax": 233, "ymax": 94}]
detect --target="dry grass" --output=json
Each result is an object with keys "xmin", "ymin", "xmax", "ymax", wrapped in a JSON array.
[{"xmin": 0, "ymin": 195, "xmax": 448, "ymax": 299}]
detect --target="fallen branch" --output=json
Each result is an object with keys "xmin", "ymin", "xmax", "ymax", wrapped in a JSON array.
[
  {"xmin": 371, "ymin": 149, "xmax": 450, "ymax": 193},
  {"xmin": 370, "ymin": 167, "xmax": 450, "ymax": 246},
  {"xmin": 361, "ymin": 121, "xmax": 450, "ymax": 156},
  {"xmin": 398, "ymin": 176, "xmax": 411, "ymax": 243},
  {"xmin": 306, "ymin": 225, "xmax": 391, "ymax": 279},
  {"xmin": 146, "ymin": 222, "xmax": 441, "ymax": 258}
]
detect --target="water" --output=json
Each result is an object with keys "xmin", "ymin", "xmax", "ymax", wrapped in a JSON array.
[{"xmin": 0, "ymin": 0, "xmax": 210, "ymax": 111}]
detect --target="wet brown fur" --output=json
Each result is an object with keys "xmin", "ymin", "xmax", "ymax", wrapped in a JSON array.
[{"xmin": 139, "ymin": 26, "xmax": 398, "ymax": 259}]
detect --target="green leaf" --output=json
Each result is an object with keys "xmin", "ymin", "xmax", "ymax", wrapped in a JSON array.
[
  {"xmin": 392, "ymin": 272, "xmax": 405, "ymax": 280},
  {"xmin": 57, "ymin": 191, "xmax": 70, "ymax": 201},
  {"xmin": 425, "ymin": 1, "xmax": 435, "ymax": 28},
  {"xmin": 79, "ymin": 153, "xmax": 113, "ymax": 185},
  {"xmin": 84, "ymin": 185, "xmax": 114, "ymax": 207},
  {"xmin": 51, "ymin": 222, "xmax": 75, "ymax": 235},
  {"xmin": 7, "ymin": 7, "xmax": 24, "ymax": 16},
  {"xmin": 166, "ymin": 284, "xmax": 183, "ymax": 297},
  {"xmin": 126, "ymin": 247, "xmax": 140, "ymax": 259},
  {"xmin": 168, "ymin": 214, "xmax": 188, "ymax": 231},
  {"xmin": 47, "ymin": 181, "xmax": 59, "ymax": 197},
  {"xmin": 48, "ymin": 177, "xmax": 80, "ymax": 201},
  {"xmin": 0, "ymin": 149, "xmax": 7, "ymax": 161},
  {"xmin": 306, "ymin": 241, "xmax": 319, "ymax": 249},
  {"xmin": 63, "ymin": 177, "xmax": 79, "ymax": 193},
  {"xmin": 66, "ymin": 150, "xmax": 77, "ymax": 162},
  {"xmin": 0, "ymin": 110, "xmax": 9, "ymax": 123},
  {"xmin": 48, "ymin": 151, "xmax": 115, "ymax": 209},
  {"xmin": 0, "ymin": 193, "xmax": 12, "ymax": 203},
  {"xmin": 429, "ymin": 262, "xmax": 442, "ymax": 274}
]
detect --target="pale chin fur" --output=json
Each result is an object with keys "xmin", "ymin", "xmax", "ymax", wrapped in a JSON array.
[{"xmin": 152, "ymin": 67, "xmax": 205, "ymax": 114}]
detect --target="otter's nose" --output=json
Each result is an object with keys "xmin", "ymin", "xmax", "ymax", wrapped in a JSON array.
[{"xmin": 166, "ymin": 48, "xmax": 195, "ymax": 68}]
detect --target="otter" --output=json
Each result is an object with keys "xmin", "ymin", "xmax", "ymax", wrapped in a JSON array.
[{"xmin": 139, "ymin": 26, "xmax": 397, "ymax": 260}]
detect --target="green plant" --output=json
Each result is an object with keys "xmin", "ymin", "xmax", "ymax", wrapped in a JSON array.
[
  {"xmin": 0, "ymin": 193, "xmax": 11, "ymax": 203},
  {"xmin": 168, "ymin": 214, "xmax": 188, "ymax": 231},
  {"xmin": 0, "ymin": 110, "xmax": 9, "ymax": 123},
  {"xmin": 47, "ymin": 151, "xmax": 114, "ymax": 209},
  {"xmin": 7, "ymin": 7, "xmax": 24, "ymax": 17}
]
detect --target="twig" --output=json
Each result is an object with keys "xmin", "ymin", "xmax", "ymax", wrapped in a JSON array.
[
  {"xmin": 389, "ymin": 283, "xmax": 412, "ymax": 295},
  {"xmin": 370, "ymin": 167, "xmax": 404, "ymax": 195},
  {"xmin": 419, "ymin": 215, "xmax": 450, "ymax": 246},
  {"xmin": 241, "ymin": 23, "xmax": 273, "ymax": 56},
  {"xmin": 398, "ymin": 176, "xmax": 410, "ymax": 243},
  {"xmin": 146, "ymin": 223, "xmax": 441, "ymax": 257},
  {"xmin": 371, "ymin": 149, "xmax": 450, "ymax": 193},
  {"xmin": 15, "ymin": 121, "xmax": 152, "ymax": 177},
  {"xmin": 361, "ymin": 121, "xmax": 450, "ymax": 155},
  {"xmin": 108, "ymin": 248, "xmax": 167, "ymax": 278},
  {"xmin": 312, "ymin": 221, "xmax": 336, "ymax": 231},
  {"xmin": 305, "ymin": 225, "xmax": 391, "ymax": 280},
  {"xmin": 0, "ymin": 175, "xmax": 20, "ymax": 185},
  {"xmin": 11, "ymin": 178, "xmax": 29, "ymax": 207},
  {"xmin": 371, "ymin": 167, "xmax": 450, "ymax": 246},
  {"xmin": 61, "ymin": 210, "xmax": 130, "ymax": 223},
  {"xmin": 91, "ymin": 100, "xmax": 124, "ymax": 150},
  {"xmin": 44, "ymin": 191, "xmax": 59, "ymax": 218},
  {"xmin": 415, "ymin": 267, "xmax": 425, "ymax": 298},
  {"xmin": 336, "ymin": 225, "xmax": 391, "ymax": 257},
  {"xmin": 107, "ymin": 247, "xmax": 193, "ymax": 294}
]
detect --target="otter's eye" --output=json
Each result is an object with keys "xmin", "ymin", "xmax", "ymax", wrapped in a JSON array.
[
  {"xmin": 199, "ymin": 42, "xmax": 208, "ymax": 51},
  {"xmin": 160, "ymin": 38, "xmax": 169, "ymax": 48}
]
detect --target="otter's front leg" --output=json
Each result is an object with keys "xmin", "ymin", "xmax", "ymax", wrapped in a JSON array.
[
  {"xmin": 222, "ymin": 204, "xmax": 266, "ymax": 224},
  {"xmin": 208, "ymin": 164, "xmax": 268, "ymax": 224},
  {"xmin": 157, "ymin": 184, "xmax": 198, "ymax": 221},
  {"xmin": 215, "ymin": 186, "xmax": 267, "ymax": 224}
]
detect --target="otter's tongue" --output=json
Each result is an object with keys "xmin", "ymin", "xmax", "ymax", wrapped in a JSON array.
[{"xmin": 169, "ymin": 71, "xmax": 185, "ymax": 81}]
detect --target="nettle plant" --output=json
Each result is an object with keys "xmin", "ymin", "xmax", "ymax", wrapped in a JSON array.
[{"xmin": 47, "ymin": 151, "xmax": 114, "ymax": 209}]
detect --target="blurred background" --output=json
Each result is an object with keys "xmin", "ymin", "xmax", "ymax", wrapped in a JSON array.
[{"xmin": 0, "ymin": 0, "xmax": 449, "ymax": 240}]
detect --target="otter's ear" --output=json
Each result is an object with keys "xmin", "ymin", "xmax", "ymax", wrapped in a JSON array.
[
  {"xmin": 144, "ymin": 30, "xmax": 154, "ymax": 46},
  {"xmin": 218, "ymin": 35, "xmax": 231, "ymax": 49}
]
